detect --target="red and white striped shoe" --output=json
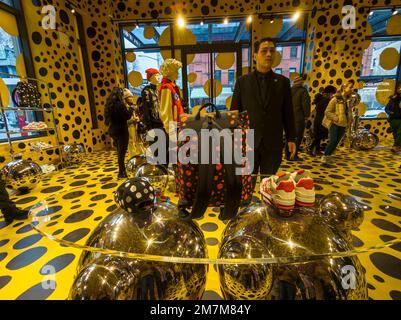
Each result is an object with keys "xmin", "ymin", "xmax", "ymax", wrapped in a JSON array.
[
  {"xmin": 260, "ymin": 172, "xmax": 296, "ymax": 210},
  {"xmin": 290, "ymin": 170, "xmax": 315, "ymax": 207}
]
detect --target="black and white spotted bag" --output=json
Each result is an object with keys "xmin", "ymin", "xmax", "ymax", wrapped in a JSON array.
[{"xmin": 12, "ymin": 81, "xmax": 41, "ymax": 108}]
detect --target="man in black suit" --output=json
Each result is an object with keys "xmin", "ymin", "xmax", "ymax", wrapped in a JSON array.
[{"xmin": 231, "ymin": 37, "xmax": 296, "ymax": 175}]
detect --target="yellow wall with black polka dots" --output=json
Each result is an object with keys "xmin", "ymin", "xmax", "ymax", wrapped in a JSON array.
[{"xmin": 1, "ymin": 0, "xmax": 401, "ymax": 168}]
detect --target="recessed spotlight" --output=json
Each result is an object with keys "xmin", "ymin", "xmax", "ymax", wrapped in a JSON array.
[
  {"xmin": 224, "ymin": 18, "xmax": 228, "ymax": 24},
  {"xmin": 392, "ymin": 8, "xmax": 398, "ymax": 15},
  {"xmin": 368, "ymin": 11, "xmax": 374, "ymax": 16},
  {"xmin": 247, "ymin": 15, "xmax": 253, "ymax": 23},
  {"xmin": 293, "ymin": 11, "xmax": 301, "ymax": 21},
  {"xmin": 178, "ymin": 16, "xmax": 186, "ymax": 27},
  {"xmin": 200, "ymin": 20, "xmax": 204, "ymax": 26}
]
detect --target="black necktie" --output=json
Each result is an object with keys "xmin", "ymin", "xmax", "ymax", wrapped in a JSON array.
[{"xmin": 259, "ymin": 75, "xmax": 268, "ymax": 104}]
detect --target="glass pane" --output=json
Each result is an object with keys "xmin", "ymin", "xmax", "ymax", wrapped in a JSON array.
[
  {"xmin": 368, "ymin": 9, "xmax": 401, "ymax": 37},
  {"xmin": 361, "ymin": 40, "xmax": 401, "ymax": 77},
  {"xmin": 187, "ymin": 53, "xmax": 211, "ymax": 112},
  {"xmin": 123, "ymin": 24, "xmax": 168, "ymax": 49},
  {"xmin": 0, "ymin": 13, "xmax": 38, "ymax": 142},
  {"xmin": 275, "ymin": 15, "xmax": 306, "ymax": 41},
  {"xmin": 186, "ymin": 23, "xmax": 210, "ymax": 43},
  {"xmin": 274, "ymin": 44, "xmax": 303, "ymax": 78},
  {"xmin": 0, "ymin": 0, "xmax": 13, "ymax": 6},
  {"xmin": 214, "ymin": 52, "xmax": 237, "ymax": 111},
  {"xmin": 125, "ymin": 49, "xmax": 164, "ymax": 96},
  {"xmin": 358, "ymin": 79, "xmax": 387, "ymax": 118}
]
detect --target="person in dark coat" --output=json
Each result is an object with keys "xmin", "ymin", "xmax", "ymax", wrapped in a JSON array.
[
  {"xmin": 385, "ymin": 84, "xmax": 401, "ymax": 154},
  {"xmin": 231, "ymin": 37, "xmax": 296, "ymax": 175},
  {"xmin": 308, "ymin": 85, "xmax": 337, "ymax": 156},
  {"xmin": 286, "ymin": 74, "xmax": 311, "ymax": 161},
  {"xmin": 105, "ymin": 88, "xmax": 134, "ymax": 179},
  {"xmin": 0, "ymin": 179, "xmax": 28, "ymax": 225}
]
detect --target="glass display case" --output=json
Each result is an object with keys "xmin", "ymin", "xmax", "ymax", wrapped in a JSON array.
[{"xmin": 28, "ymin": 176, "xmax": 401, "ymax": 300}]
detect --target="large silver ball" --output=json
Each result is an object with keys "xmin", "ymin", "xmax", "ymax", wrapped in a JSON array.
[
  {"xmin": 63, "ymin": 143, "xmax": 85, "ymax": 165},
  {"xmin": 69, "ymin": 256, "xmax": 137, "ymax": 300},
  {"xmin": 1, "ymin": 159, "xmax": 43, "ymax": 193},
  {"xmin": 135, "ymin": 163, "xmax": 169, "ymax": 194},
  {"xmin": 218, "ymin": 236, "xmax": 274, "ymax": 300},
  {"xmin": 317, "ymin": 192, "xmax": 364, "ymax": 231},
  {"xmin": 70, "ymin": 203, "xmax": 208, "ymax": 300},
  {"xmin": 126, "ymin": 154, "xmax": 147, "ymax": 178},
  {"xmin": 218, "ymin": 204, "xmax": 368, "ymax": 300},
  {"xmin": 351, "ymin": 128, "xmax": 379, "ymax": 151}
]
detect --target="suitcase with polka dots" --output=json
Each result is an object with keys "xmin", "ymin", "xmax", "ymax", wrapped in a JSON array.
[{"xmin": 175, "ymin": 103, "xmax": 254, "ymax": 221}]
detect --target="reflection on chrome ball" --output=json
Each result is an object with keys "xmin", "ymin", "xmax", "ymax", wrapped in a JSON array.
[
  {"xmin": 70, "ymin": 202, "xmax": 208, "ymax": 300},
  {"xmin": 126, "ymin": 154, "xmax": 147, "ymax": 178},
  {"xmin": 1, "ymin": 159, "xmax": 43, "ymax": 193},
  {"xmin": 167, "ymin": 168, "xmax": 176, "ymax": 193},
  {"xmin": 318, "ymin": 192, "xmax": 364, "ymax": 230},
  {"xmin": 351, "ymin": 128, "xmax": 379, "ymax": 151},
  {"xmin": 219, "ymin": 236, "xmax": 273, "ymax": 300},
  {"xmin": 135, "ymin": 163, "xmax": 169, "ymax": 194},
  {"xmin": 63, "ymin": 143, "xmax": 85, "ymax": 165},
  {"xmin": 218, "ymin": 204, "xmax": 367, "ymax": 300}
]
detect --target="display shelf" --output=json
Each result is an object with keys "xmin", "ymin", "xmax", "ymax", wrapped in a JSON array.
[
  {"xmin": 3, "ymin": 127, "xmax": 56, "ymax": 135},
  {"xmin": 0, "ymin": 106, "xmax": 54, "ymax": 112},
  {"xmin": 0, "ymin": 72, "xmax": 63, "ymax": 165}
]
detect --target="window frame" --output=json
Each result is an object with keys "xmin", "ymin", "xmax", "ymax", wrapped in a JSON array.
[
  {"xmin": 359, "ymin": 10, "xmax": 401, "ymax": 119},
  {"xmin": 0, "ymin": 0, "xmax": 41, "ymax": 144}
]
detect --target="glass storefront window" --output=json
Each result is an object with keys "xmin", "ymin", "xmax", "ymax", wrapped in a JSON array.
[
  {"xmin": 359, "ymin": 10, "xmax": 401, "ymax": 119},
  {"xmin": 274, "ymin": 44, "xmax": 303, "ymax": 78},
  {"xmin": 0, "ymin": 9, "xmax": 38, "ymax": 142}
]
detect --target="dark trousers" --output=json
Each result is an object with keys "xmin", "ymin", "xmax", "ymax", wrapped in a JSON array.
[
  {"xmin": 286, "ymin": 121, "xmax": 305, "ymax": 159},
  {"xmin": 309, "ymin": 138, "xmax": 322, "ymax": 154},
  {"xmin": 111, "ymin": 132, "xmax": 129, "ymax": 175},
  {"xmin": 324, "ymin": 124, "xmax": 346, "ymax": 156},
  {"xmin": 0, "ymin": 180, "xmax": 13, "ymax": 212},
  {"xmin": 389, "ymin": 119, "xmax": 401, "ymax": 146},
  {"xmin": 253, "ymin": 141, "xmax": 283, "ymax": 176}
]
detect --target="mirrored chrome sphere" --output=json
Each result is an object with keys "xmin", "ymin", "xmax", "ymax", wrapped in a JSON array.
[
  {"xmin": 1, "ymin": 159, "xmax": 43, "ymax": 193},
  {"xmin": 218, "ymin": 203, "xmax": 367, "ymax": 300},
  {"xmin": 70, "ymin": 202, "xmax": 208, "ymax": 300},
  {"xmin": 317, "ymin": 192, "xmax": 364, "ymax": 230},
  {"xmin": 126, "ymin": 154, "xmax": 147, "ymax": 178},
  {"xmin": 63, "ymin": 143, "xmax": 85, "ymax": 165},
  {"xmin": 351, "ymin": 128, "xmax": 379, "ymax": 150},
  {"xmin": 135, "ymin": 163, "xmax": 169, "ymax": 194}
]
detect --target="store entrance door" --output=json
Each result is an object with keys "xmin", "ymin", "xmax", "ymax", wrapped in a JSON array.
[{"xmin": 181, "ymin": 44, "xmax": 244, "ymax": 113}]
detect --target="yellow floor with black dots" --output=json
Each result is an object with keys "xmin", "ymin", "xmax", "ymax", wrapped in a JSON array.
[{"xmin": 1, "ymin": 141, "xmax": 401, "ymax": 300}]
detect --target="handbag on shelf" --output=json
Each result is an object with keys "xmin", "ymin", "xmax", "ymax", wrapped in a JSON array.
[
  {"xmin": 12, "ymin": 81, "xmax": 41, "ymax": 109},
  {"xmin": 175, "ymin": 102, "xmax": 254, "ymax": 221}
]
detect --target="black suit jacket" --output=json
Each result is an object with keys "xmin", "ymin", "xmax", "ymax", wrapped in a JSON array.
[{"xmin": 231, "ymin": 71, "xmax": 296, "ymax": 151}]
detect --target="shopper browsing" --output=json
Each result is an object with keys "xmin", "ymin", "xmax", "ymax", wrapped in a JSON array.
[
  {"xmin": 287, "ymin": 73, "xmax": 311, "ymax": 161},
  {"xmin": 321, "ymin": 80, "xmax": 355, "ymax": 163},
  {"xmin": 104, "ymin": 88, "xmax": 134, "ymax": 179},
  {"xmin": 0, "ymin": 179, "xmax": 28, "ymax": 225},
  {"xmin": 124, "ymin": 89, "xmax": 144, "ymax": 158},
  {"xmin": 308, "ymin": 85, "xmax": 337, "ymax": 156},
  {"xmin": 385, "ymin": 84, "xmax": 401, "ymax": 154}
]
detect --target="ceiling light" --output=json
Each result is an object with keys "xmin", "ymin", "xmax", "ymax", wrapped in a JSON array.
[
  {"xmin": 293, "ymin": 11, "xmax": 301, "ymax": 21},
  {"xmin": 368, "ymin": 10, "xmax": 374, "ymax": 16},
  {"xmin": 200, "ymin": 20, "xmax": 204, "ymax": 26},
  {"xmin": 270, "ymin": 18, "xmax": 274, "ymax": 24},
  {"xmin": 178, "ymin": 16, "xmax": 186, "ymax": 27},
  {"xmin": 71, "ymin": 8, "xmax": 75, "ymax": 14},
  {"xmin": 224, "ymin": 18, "xmax": 228, "ymax": 24},
  {"xmin": 392, "ymin": 8, "xmax": 398, "ymax": 15},
  {"xmin": 247, "ymin": 15, "xmax": 253, "ymax": 23}
]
